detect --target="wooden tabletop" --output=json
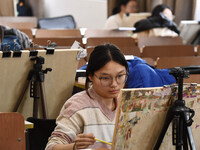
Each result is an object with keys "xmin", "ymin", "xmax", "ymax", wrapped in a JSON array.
[
  {"xmin": 79, "ymin": 148, "xmax": 110, "ymax": 150},
  {"xmin": 79, "ymin": 149, "xmax": 109, "ymax": 150}
]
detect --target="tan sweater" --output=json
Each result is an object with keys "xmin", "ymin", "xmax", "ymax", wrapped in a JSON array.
[{"xmin": 45, "ymin": 87, "xmax": 117, "ymax": 150}]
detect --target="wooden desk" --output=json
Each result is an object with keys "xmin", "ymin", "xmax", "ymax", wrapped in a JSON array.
[{"xmin": 79, "ymin": 149, "xmax": 109, "ymax": 150}]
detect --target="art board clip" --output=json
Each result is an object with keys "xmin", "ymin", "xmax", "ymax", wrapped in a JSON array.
[
  {"xmin": 29, "ymin": 50, "xmax": 38, "ymax": 57},
  {"xmin": 13, "ymin": 51, "xmax": 22, "ymax": 58},
  {"xmin": 45, "ymin": 47, "xmax": 55, "ymax": 55},
  {"xmin": 2, "ymin": 51, "xmax": 11, "ymax": 58}
]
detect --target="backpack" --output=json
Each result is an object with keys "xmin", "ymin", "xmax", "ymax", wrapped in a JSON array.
[
  {"xmin": 0, "ymin": 25, "xmax": 31, "ymax": 51},
  {"xmin": 1, "ymin": 35, "xmax": 22, "ymax": 51}
]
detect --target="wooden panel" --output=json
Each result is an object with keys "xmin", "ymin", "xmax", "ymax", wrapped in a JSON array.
[
  {"xmin": 33, "ymin": 37, "xmax": 83, "ymax": 47},
  {"xmin": 86, "ymin": 37, "xmax": 140, "ymax": 56},
  {"xmin": 142, "ymin": 57, "xmax": 155, "ymax": 66},
  {"xmin": 141, "ymin": 45, "xmax": 195, "ymax": 60},
  {"xmin": 0, "ymin": 22, "xmax": 35, "ymax": 29},
  {"xmin": 157, "ymin": 56, "xmax": 200, "ymax": 69},
  {"xmin": 84, "ymin": 29, "xmax": 130, "ymax": 38},
  {"xmin": 0, "ymin": 49, "xmax": 79, "ymax": 119},
  {"xmin": 20, "ymin": 29, "xmax": 33, "ymax": 40},
  {"xmin": 197, "ymin": 45, "xmax": 200, "ymax": 56},
  {"xmin": 138, "ymin": 36, "xmax": 183, "ymax": 49},
  {"xmin": 35, "ymin": 29, "xmax": 82, "ymax": 38},
  {"xmin": 0, "ymin": 112, "xmax": 25, "ymax": 150},
  {"xmin": 0, "ymin": 16, "xmax": 37, "ymax": 28},
  {"xmin": 157, "ymin": 56, "xmax": 200, "ymax": 84}
]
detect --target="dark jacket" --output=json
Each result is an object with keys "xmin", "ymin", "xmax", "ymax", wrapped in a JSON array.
[{"xmin": 133, "ymin": 13, "xmax": 180, "ymax": 34}]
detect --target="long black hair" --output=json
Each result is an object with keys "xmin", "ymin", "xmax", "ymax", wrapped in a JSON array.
[
  {"xmin": 151, "ymin": 4, "xmax": 171, "ymax": 17},
  {"xmin": 85, "ymin": 44, "xmax": 129, "ymax": 97},
  {"xmin": 112, "ymin": 0, "xmax": 136, "ymax": 15}
]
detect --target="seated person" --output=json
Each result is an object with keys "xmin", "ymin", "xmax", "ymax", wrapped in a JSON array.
[
  {"xmin": 79, "ymin": 55, "xmax": 176, "ymax": 89},
  {"xmin": 132, "ymin": 4, "xmax": 180, "ymax": 38},
  {"xmin": 126, "ymin": 56, "xmax": 176, "ymax": 88},
  {"xmin": 105, "ymin": 0, "xmax": 138, "ymax": 29},
  {"xmin": 45, "ymin": 44, "xmax": 129, "ymax": 150}
]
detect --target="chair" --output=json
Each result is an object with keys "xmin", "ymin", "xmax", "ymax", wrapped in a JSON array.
[
  {"xmin": 26, "ymin": 117, "xmax": 56, "ymax": 150},
  {"xmin": 141, "ymin": 45, "xmax": 195, "ymax": 60},
  {"xmin": 0, "ymin": 16, "xmax": 37, "ymax": 29},
  {"xmin": 0, "ymin": 112, "xmax": 26, "ymax": 150},
  {"xmin": 157, "ymin": 56, "xmax": 200, "ymax": 69},
  {"xmin": 20, "ymin": 29, "xmax": 33, "ymax": 40},
  {"xmin": 35, "ymin": 29, "xmax": 82, "ymax": 38},
  {"xmin": 138, "ymin": 36, "xmax": 183, "ymax": 49},
  {"xmin": 142, "ymin": 57, "xmax": 155, "ymax": 66},
  {"xmin": 33, "ymin": 37, "xmax": 83, "ymax": 47},
  {"xmin": 86, "ymin": 37, "xmax": 140, "ymax": 56},
  {"xmin": 84, "ymin": 29, "xmax": 130, "ymax": 38},
  {"xmin": 197, "ymin": 45, "xmax": 200, "ymax": 56},
  {"xmin": 156, "ymin": 56, "xmax": 200, "ymax": 84},
  {"xmin": 38, "ymin": 15, "xmax": 76, "ymax": 29}
]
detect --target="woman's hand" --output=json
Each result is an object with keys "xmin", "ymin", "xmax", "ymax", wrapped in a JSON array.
[{"xmin": 74, "ymin": 133, "xmax": 95, "ymax": 149}]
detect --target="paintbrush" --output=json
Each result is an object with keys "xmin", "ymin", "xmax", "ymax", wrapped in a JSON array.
[{"xmin": 94, "ymin": 138, "xmax": 112, "ymax": 145}]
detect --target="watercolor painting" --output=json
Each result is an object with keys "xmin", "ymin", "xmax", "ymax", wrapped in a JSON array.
[{"xmin": 112, "ymin": 84, "xmax": 200, "ymax": 150}]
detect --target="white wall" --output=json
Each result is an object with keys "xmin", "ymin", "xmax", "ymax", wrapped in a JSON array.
[
  {"xmin": 194, "ymin": 0, "xmax": 200, "ymax": 21},
  {"xmin": 43, "ymin": 0, "xmax": 107, "ymax": 29}
]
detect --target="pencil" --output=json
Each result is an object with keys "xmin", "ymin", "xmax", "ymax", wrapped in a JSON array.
[{"xmin": 94, "ymin": 138, "xmax": 112, "ymax": 145}]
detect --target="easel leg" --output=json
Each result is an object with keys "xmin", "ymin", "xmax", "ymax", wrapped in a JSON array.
[
  {"xmin": 33, "ymin": 81, "xmax": 40, "ymax": 118},
  {"xmin": 13, "ymin": 80, "xmax": 30, "ymax": 112},
  {"xmin": 154, "ymin": 110, "xmax": 174, "ymax": 150},
  {"xmin": 40, "ymin": 82, "xmax": 48, "ymax": 119}
]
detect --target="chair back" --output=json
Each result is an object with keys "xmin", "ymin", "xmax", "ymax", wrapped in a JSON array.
[
  {"xmin": 142, "ymin": 57, "xmax": 155, "ymax": 66},
  {"xmin": 38, "ymin": 15, "xmax": 76, "ymax": 29},
  {"xmin": 157, "ymin": 56, "xmax": 200, "ymax": 84},
  {"xmin": 35, "ymin": 29, "xmax": 82, "ymax": 38},
  {"xmin": 157, "ymin": 56, "xmax": 200, "ymax": 69},
  {"xmin": 0, "ymin": 16, "xmax": 37, "ymax": 29},
  {"xmin": 33, "ymin": 37, "xmax": 83, "ymax": 47},
  {"xmin": 138, "ymin": 36, "xmax": 183, "ymax": 49},
  {"xmin": 84, "ymin": 29, "xmax": 130, "ymax": 38},
  {"xmin": 141, "ymin": 45, "xmax": 195, "ymax": 60},
  {"xmin": 20, "ymin": 29, "xmax": 33, "ymax": 39},
  {"xmin": 0, "ymin": 112, "xmax": 26, "ymax": 150},
  {"xmin": 86, "ymin": 37, "xmax": 140, "ymax": 56},
  {"xmin": 26, "ymin": 117, "xmax": 56, "ymax": 150},
  {"xmin": 197, "ymin": 45, "xmax": 200, "ymax": 56}
]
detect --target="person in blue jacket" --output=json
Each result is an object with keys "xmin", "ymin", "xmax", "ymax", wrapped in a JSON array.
[
  {"xmin": 126, "ymin": 56, "xmax": 176, "ymax": 88},
  {"xmin": 79, "ymin": 55, "xmax": 176, "ymax": 88}
]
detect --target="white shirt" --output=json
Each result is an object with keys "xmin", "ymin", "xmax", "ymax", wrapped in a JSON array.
[{"xmin": 104, "ymin": 14, "xmax": 123, "ymax": 29}]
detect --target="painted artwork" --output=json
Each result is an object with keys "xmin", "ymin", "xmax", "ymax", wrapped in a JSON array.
[{"xmin": 112, "ymin": 84, "xmax": 200, "ymax": 150}]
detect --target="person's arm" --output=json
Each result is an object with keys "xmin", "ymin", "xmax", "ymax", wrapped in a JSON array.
[{"xmin": 53, "ymin": 133, "xmax": 95, "ymax": 150}]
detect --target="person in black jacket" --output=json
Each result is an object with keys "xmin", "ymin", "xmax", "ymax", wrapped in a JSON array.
[{"xmin": 133, "ymin": 4, "xmax": 180, "ymax": 35}]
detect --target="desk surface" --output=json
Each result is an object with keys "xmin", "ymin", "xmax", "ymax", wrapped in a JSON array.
[{"xmin": 80, "ymin": 149, "xmax": 109, "ymax": 150}]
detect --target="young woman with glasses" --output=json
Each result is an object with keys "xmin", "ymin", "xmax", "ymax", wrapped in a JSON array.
[{"xmin": 45, "ymin": 44, "xmax": 129, "ymax": 150}]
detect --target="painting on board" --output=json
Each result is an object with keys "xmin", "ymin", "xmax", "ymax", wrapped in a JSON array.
[{"xmin": 112, "ymin": 84, "xmax": 200, "ymax": 150}]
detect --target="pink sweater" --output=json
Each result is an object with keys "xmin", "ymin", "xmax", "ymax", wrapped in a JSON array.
[{"xmin": 45, "ymin": 87, "xmax": 117, "ymax": 150}]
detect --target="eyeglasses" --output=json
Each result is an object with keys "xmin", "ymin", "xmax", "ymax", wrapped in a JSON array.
[{"xmin": 94, "ymin": 73, "xmax": 128, "ymax": 87}]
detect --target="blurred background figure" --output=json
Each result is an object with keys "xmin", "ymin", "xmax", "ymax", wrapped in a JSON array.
[
  {"xmin": 17, "ymin": 0, "xmax": 33, "ymax": 16},
  {"xmin": 132, "ymin": 4, "xmax": 180, "ymax": 38},
  {"xmin": 105, "ymin": 0, "xmax": 138, "ymax": 29}
]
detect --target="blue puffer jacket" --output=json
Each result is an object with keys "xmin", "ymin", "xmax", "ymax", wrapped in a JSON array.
[
  {"xmin": 126, "ymin": 56, "xmax": 176, "ymax": 88},
  {"xmin": 79, "ymin": 56, "xmax": 176, "ymax": 88}
]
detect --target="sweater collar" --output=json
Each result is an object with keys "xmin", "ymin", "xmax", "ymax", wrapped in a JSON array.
[{"xmin": 88, "ymin": 87, "xmax": 117, "ymax": 121}]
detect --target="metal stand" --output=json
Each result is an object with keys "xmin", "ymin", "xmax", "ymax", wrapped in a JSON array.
[
  {"xmin": 154, "ymin": 67, "xmax": 196, "ymax": 150},
  {"xmin": 13, "ymin": 56, "xmax": 52, "ymax": 119}
]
